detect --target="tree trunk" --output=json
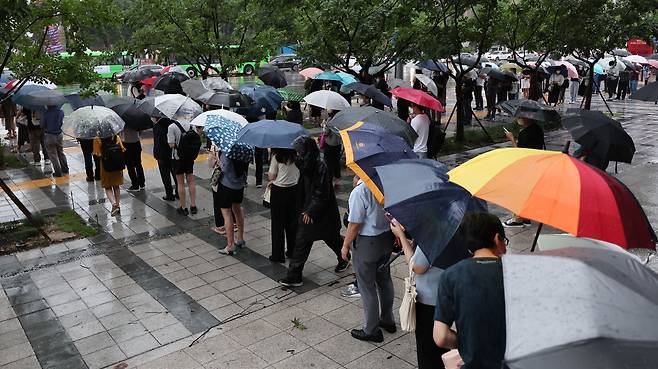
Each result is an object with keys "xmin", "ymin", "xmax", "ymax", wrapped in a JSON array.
[
  {"xmin": 584, "ymin": 65, "xmax": 594, "ymax": 110},
  {"xmin": 455, "ymin": 80, "xmax": 465, "ymax": 142}
]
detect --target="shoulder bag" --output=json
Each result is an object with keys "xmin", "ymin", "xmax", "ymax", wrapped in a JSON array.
[{"xmin": 399, "ymin": 262, "xmax": 417, "ymax": 331}]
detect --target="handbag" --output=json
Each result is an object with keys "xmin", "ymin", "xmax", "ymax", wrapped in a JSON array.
[
  {"xmin": 399, "ymin": 263, "xmax": 417, "ymax": 332},
  {"xmin": 262, "ymin": 185, "xmax": 271, "ymax": 208},
  {"xmin": 318, "ymin": 132, "xmax": 326, "ymax": 149},
  {"xmin": 210, "ymin": 166, "xmax": 223, "ymax": 192}
]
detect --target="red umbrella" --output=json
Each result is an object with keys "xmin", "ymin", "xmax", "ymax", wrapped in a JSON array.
[
  {"xmin": 141, "ymin": 76, "xmax": 157, "ymax": 87},
  {"xmin": 391, "ymin": 87, "xmax": 445, "ymax": 112}
]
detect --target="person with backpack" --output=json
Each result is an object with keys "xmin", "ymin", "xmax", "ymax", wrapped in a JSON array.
[
  {"xmin": 122, "ymin": 126, "xmax": 145, "ymax": 192},
  {"xmin": 93, "ymin": 135, "xmax": 125, "ymax": 216},
  {"xmin": 168, "ymin": 119, "xmax": 201, "ymax": 216},
  {"xmin": 408, "ymin": 103, "xmax": 430, "ymax": 159}
]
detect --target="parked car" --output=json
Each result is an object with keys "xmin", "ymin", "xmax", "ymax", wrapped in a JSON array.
[
  {"xmin": 115, "ymin": 64, "xmax": 163, "ymax": 81},
  {"xmin": 269, "ymin": 54, "xmax": 301, "ymax": 70},
  {"xmin": 486, "ymin": 50, "xmax": 513, "ymax": 61}
]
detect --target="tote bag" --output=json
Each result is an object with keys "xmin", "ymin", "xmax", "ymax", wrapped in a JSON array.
[{"xmin": 399, "ymin": 263, "xmax": 417, "ymax": 331}]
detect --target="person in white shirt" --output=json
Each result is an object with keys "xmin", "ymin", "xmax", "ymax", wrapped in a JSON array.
[
  {"xmin": 409, "ymin": 103, "xmax": 430, "ymax": 158},
  {"xmin": 267, "ymin": 148, "xmax": 300, "ymax": 263}
]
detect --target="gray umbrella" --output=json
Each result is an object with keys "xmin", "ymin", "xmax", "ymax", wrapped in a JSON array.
[
  {"xmin": 63, "ymin": 106, "xmax": 125, "ymax": 139},
  {"xmin": 328, "ymin": 106, "xmax": 418, "ymax": 146},
  {"xmin": 630, "ymin": 82, "xmax": 658, "ymax": 102},
  {"xmin": 503, "ymin": 247, "xmax": 658, "ymax": 369},
  {"xmin": 23, "ymin": 89, "xmax": 67, "ymax": 107},
  {"xmin": 386, "ymin": 78, "xmax": 412, "ymax": 90}
]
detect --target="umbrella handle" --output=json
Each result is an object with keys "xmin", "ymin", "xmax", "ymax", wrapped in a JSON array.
[{"xmin": 562, "ymin": 141, "xmax": 571, "ymax": 154}]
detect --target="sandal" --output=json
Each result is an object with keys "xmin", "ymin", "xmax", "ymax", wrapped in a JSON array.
[
  {"xmin": 111, "ymin": 205, "xmax": 120, "ymax": 216},
  {"xmin": 218, "ymin": 247, "xmax": 236, "ymax": 255},
  {"xmin": 212, "ymin": 226, "xmax": 226, "ymax": 235}
]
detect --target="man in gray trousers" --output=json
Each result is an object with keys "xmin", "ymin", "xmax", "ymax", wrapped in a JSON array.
[{"xmin": 341, "ymin": 176, "xmax": 396, "ymax": 343}]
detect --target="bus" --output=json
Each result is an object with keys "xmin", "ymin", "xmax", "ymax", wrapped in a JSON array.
[
  {"xmin": 175, "ymin": 46, "xmax": 269, "ymax": 77},
  {"xmin": 58, "ymin": 50, "xmax": 136, "ymax": 79}
]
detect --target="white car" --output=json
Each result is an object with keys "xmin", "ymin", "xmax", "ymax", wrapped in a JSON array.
[{"xmin": 486, "ymin": 50, "xmax": 512, "ymax": 61}]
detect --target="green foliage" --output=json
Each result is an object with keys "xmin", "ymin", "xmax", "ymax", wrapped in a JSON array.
[{"xmin": 54, "ymin": 210, "xmax": 97, "ymax": 237}]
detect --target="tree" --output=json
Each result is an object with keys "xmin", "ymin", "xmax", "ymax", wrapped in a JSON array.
[
  {"xmin": 1, "ymin": 0, "xmax": 118, "ymax": 99},
  {"xmin": 294, "ymin": 0, "xmax": 424, "ymax": 82},
  {"xmin": 419, "ymin": 0, "xmax": 500, "ymax": 141},
  {"xmin": 126, "ymin": 0, "xmax": 292, "ymax": 79}
]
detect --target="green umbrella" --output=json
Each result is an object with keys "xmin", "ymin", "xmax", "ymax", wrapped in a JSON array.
[{"xmin": 277, "ymin": 87, "xmax": 305, "ymax": 102}]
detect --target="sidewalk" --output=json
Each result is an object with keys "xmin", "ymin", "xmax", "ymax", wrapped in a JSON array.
[{"xmin": 0, "ymin": 97, "xmax": 657, "ymax": 369}]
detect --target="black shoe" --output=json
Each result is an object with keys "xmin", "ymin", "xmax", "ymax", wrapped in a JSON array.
[
  {"xmin": 190, "ymin": 206, "xmax": 198, "ymax": 215},
  {"xmin": 523, "ymin": 219, "xmax": 531, "ymax": 225},
  {"xmin": 139, "ymin": 185, "xmax": 145, "ymax": 190},
  {"xmin": 126, "ymin": 186, "xmax": 140, "ymax": 193},
  {"xmin": 285, "ymin": 251, "xmax": 293, "ymax": 258},
  {"xmin": 162, "ymin": 195, "xmax": 176, "ymax": 201},
  {"xmin": 379, "ymin": 321, "xmax": 397, "ymax": 334},
  {"xmin": 350, "ymin": 329, "xmax": 383, "ymax": 343},
  {"xmin": 278, "ymin": 278, "xmax": 303, "ymax": 287},
  {"xmin": 176, "ymin": 207, "xmax": 188, "ymax": 216},
  {"xmin": 269, "ymin": 256, "xmax": 285, "ymax": 263},
  {"xmin": 85, "ymin": 177, "xmax": 94, "ymax": 182},
  {"xmin": 334, "ymin": 260, "xmax": 349, "ymax": 273}
]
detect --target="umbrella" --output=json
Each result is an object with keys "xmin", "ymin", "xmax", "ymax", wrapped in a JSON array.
[
  {"xmin": 413, "ymin": 74, "xmax": 438, "ymax": 96},
  {"xmin": 124, "ymin": 68, "xmax": 160, "ymax": 83},
  {"xmin": 328, "ymin": 106, "xmax": 417, "ymax": 146},
  {"xmin": 64, "ymin": 93, "xmax": 106, "ymax": 110},
  {"xmin": 630, "ymin": 81, "xmax": 658, "ymax": 102},
  {"xmin": 500, "ymin": 62, "xmax": 523, "ymax": 72},
  {"xmin": 612, "ymin": 48, "xmax": 631, "ymax": 57},
  {"xmin": 597, "ymin": 57, "xmax": 625, "ymax": 74},
  {"xmin": 593, "ymin": 63, "xmax": 605, "ymax": 75},
  {"xmin": 11, "ymin": 84, "xmax": 51, "ymax": 110},
  {"xmin": 562, "ymin": 108, "xmax": 635, "ymax": 164},
  {"xmin": 536, "ymin": 234, "xmax": 643, "ymax": 259},
  {"xmin": 197, "ymin": 89, "xmax": 253, "ymax": 108},
  {"xmin": 161, "ymin": 65, "xmax": 187, "ymax": 75},
  {"xmin": 258, "ymin": 65, "xmax": 287, "ymax": 88},
  {"xmin": 386, "ymin": 78, "xmax": 412, "ymax": 89},
  {"xmin": 236, "ymin": 120, "xmax": 307, "ymax": 148},
  {"xmin": 648, "ymin": 60, "xmax": 658, "ymax": 69},
  {"xmin": 204, "ymin": 114, "xmax": 249, "ymax": 153},
  {"xmin": 624, "ymin": 55, "xmax": 648, "ymax": 64},
  {"xmin": 553, "ymin": 61, "xmax": 579, "ymax": 79},
  {"xmin": 497, "ymin": 99, "xmax": 561, "ymax": 122},
  {"xmin": 339, "ymin": 123, "xmax": 417, "ymax": 203},
  {"xmin": 63, "ymin": 106, "xmax": 125, "ymax": 139},
  {"xmin": 105, "ymin": 97, "xmax": 153, "ymax": 131},
  {"xmin": 299, "ymin": 67, "xmax": 323, "ymax": 79},
  {"xmin": 565, "ymin": 59, "xmax": 589, "ymax": 69},
  {"xmin": 376, "ymin": 159, "xmax": 486, "ymax": 267},
  {"xmin": 487, "ymin": 69, "xmax": 518, "ymax": 82},
  {"xmin": 390, "ymin": 87, "xmax": 445, "ymax": 112},
  {"xmin": 480, "ymin": 61, "xmax": 499, "ymax": 70},
  {"xmin": 336, "ymin": 72, "xmax": 358, "ymax": 86},
  {"xmin": 313, "ymin": 71, "xmax": 343, "ymax": 82},
  {"xmin": 190, "ymin": 109, "xmax": 248, "ymax": 127},
  {"xmin": 448, "ymin": 148, "xmax": 657, "ymax": 249},
  {"xmin": 137, "ymin": 94, "xmax": 202, "ymax": 123},
  {"xmin": 276, "ymin": 87, "xmax": 305, "ymax": 102},
  {"xmin": 453, "ymin": 55, "xmax": 479, "ymax": 67},
  {"xmin": 502, "ymin": 247, "xmax": 658, "ymax": 369},
  {"xmin": 22, "ymin": 89, "xmax": 67, "ymax": 107},
  {"xmin": 343, "ymin": 82, "xmax": 392, "ymax": 107},
  {"xmin": 236, "ymin": 84, "xmax": 283, "ymax": 117},
  {"xmin": 152, "ymin": 74, "xmax": 185, "ymax": 94},
  {"xmin": 417, "ymin": 60, "xmax": 448, "ymax": 73},
  {"xmin": 303, "ymin": 90, "xmax": 350, "ymax": 110}
]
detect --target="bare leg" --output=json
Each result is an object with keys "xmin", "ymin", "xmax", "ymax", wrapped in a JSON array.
[
  {"xmin": 187, "ymin": 173, "xmax": 196, "ymax": 208},
  {"xmin": 176, "ymin": 174, "xmax": 186, "ymax": 208},
  {"xmin": 221, "ymin": 207, "xmax": 235, "ymax": 250},
  {"xmin": 231, "ymin": 203, "xmax": 244, "ymax": 242},
  {"xmin": 105, "ymin": 188, "xmax": 116, "ymax": 207},
  {"xmin": 113, "ymin": 186, "xmax": 121, "ymax": 208}
]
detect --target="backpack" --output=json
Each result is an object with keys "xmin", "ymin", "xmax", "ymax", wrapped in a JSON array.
[
  {"xmin": 426, "ymin": 119, "xmax": 445, "ymax": 159},
  {"xmin": 173, "ymin": 121, "xmax": 201, "ymax": 161},
  {"xmin": 102, "ymin": 138, "xmax": 125, "ymax": 172}
]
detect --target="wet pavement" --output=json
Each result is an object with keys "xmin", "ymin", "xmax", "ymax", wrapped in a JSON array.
[{"xmin": 0, "ymin": 90, "xmax": 657, "ymax": 368}]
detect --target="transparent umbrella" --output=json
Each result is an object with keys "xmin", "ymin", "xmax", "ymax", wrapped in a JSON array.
[
  {"xmin": 137, "ymin": 94, "xmax": 202, "ymax": 123},
  {"xmin": 63, "ymin": 106, "xmax": 125, "ymax": 139}
]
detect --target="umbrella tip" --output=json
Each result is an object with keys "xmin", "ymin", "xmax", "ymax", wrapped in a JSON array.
[{"xmin": 562, "ymin": 141, "xmax": 571, "ymax": 154}]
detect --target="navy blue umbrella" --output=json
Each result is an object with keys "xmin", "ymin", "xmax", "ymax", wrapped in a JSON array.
[
  {"xmin": 236, "ymin": 119, "xmax": 308, "ymax": 148},
  {"xmin": 65, "ymin": 93, "xmax": 106, "ymax": 110},
  {"xmin": 417, "ymin": 60, "xmax": 449, "ymax": 73},
  {"xmin": 236, "ymin": 84, "xmax": 283, "ymax": 118},
  {"xmin": 376, "ymin": 159, "xmax": 487, "ymax": 267},
  {"xmin": 344, "ymin": 82, "xmax": 392, "ymax": 107}
]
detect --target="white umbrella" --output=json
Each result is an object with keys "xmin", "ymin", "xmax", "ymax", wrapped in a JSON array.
[
  {"xmin": 190, "ymin": 109, "xmax": 248, "ymax": 127},
  {"xmin": 303, "ymin": 90, "xmax": 350, "ymax": 111},
  {"xmin": 138, "ymin": 94, "xmax": 202, "ymax": 123},
  {"xmin": 536, "ymin": 234, "xmax": 642, "ymax": 261},
  {"xmin": 624, "ymin": 55, "xmax": 648, "ymax": 65},
  {"xmin": 503, "ymin": 247, "xmax": 658, "ymax": 369},
  {"xmin": 63, "ymin": 106, "xmax": 125, "ymax": 139},
  {"xmin": 414, "ymin": 74, "xmax": 438, "ymax": 96},
  {"xmin": 598, "ymin": 56, "xmax": 625, "ymax": 74}
]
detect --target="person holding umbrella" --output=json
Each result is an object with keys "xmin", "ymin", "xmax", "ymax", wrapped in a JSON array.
[
  {"xmin": 42, "ymin": 105, "xmax": 69, "ymax": 177},
  {"xmin": 93, "ymin": 134, "xmax": 126, "ymax": 216},
  {"xmin": 267, "ymin": 148, "xmax": 300, "ymax": 262},
  {"xmin": 122, "ymin": 125, "xmax": 145, "ymax": 192},
  {"xmin": 153, "ymin": 117, "xmax": 177, "ymax": 201},
  {"xmin": 547, "ymin": 69, "xmax": 564, "ymax": 105},
  {"xmin": 216, "ymin": 147, "xmax": 249, "ymax": 255},
  {"xmin": 409, "ymin": 103, "xmax": 430, "ymax": 158}
]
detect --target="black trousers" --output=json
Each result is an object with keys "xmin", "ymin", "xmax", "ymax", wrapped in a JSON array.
[
  {"xmin": 286, "ymin": 224, "xmax": 343, "ymax": 281},
  {"xmin": 486, "ymin": 90, "xmax": 497, "ymax": 117},
  {"xmin": 80, "ymin": 139, "xmax": 100, "ymax": 180},
  {"xmin": 17, "ymin": 124, "xmax": 29, "ymax": 146},
  {"xmin": 254, "ymin": 147, "xmax": 265, "ymax": 186},
  {"xmin": 474, "ymin": 85, "xmax": 483, "ymax": 109},
  {"xmin": 416, "ymin": 302, "xmax": 449, "ymax": 369},
  {"xmin": 157, "ymin": 159, "xmax": 177, "ymax": 197},
  {"xmin": 616, "ymin": 81, "xmax": 629, "ymax": 99},
  {"xmin": 124, "ymin": 142, "xmax": 145, "ymax": 187},
  {"xmin": 607, "ymin": 78, "xmax": 618, "ymax": 99},
  {"xmin": 270, "ymin": 185, "xmax": 298, "ymax": 260},
  {"xmin": 323, "ymin": 144, "xmax": 342, "ymax": 180}
]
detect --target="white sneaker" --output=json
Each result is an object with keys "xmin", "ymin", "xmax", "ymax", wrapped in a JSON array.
[{"xmin": 340, "ymin": 283, "xmax": 360, "ymax": 298}]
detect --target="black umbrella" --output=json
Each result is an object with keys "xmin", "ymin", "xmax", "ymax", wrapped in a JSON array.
[
  {"xmin": 344, "ymin": 82, "xmax": 392, "ymax": 107},
  {"xmin": 106, "ymin": 97, "xmax": 153, "ymax": 131},
  {"xmin": 648, "ymin": 53, "xmax": 658, "ymax": 60},
  {"xmin": 258, "ymin": 65, "xmax": 288, "ymax": 88},
  {"xmin": 23, "ymin": 90, "xmax": 67, "ymax": 106},
  {"xmin": 565, "ymin": 59, "xmax": 589, "ymax": 69},
  {"xmin": 630, "ymin": 81, "xmax": 658, "ymax": 102},
  {"xmin": 497, "ymin": 99, "xmax": 561, "ymax": 122},
  {"xmin": 328, "ymin": 106, "xmax": 418, "ymax": 146},
  {"xmin": 198, "ymin": 89, "xmax": 253, "ymax": 108},
  {"xmin": 455, "ymin": 55, "xmax": 479, "ymax": 67},
  {"xmin": 65, "ymin": 93, "xmax": 106, "ymax": 110},
  {"xmin": 546, "ymin": 65, "xmax": 568, "ymax": 75},
  {"xmin": 152, "ymin": 74, "xmax": 185, "ymax": 94},
  {"xmin": 487, "ymin": 69, "xmax": 518, "ymax": 82},
  {"xmin": 124, "ymin": 69, "xmax": 160, "ymax": 83},
  {"xmin": 417, "ymin": 60, "xmax": 449, "ymax": 73},
  {"xmin": 613, "ymin": 49, "xmax": 630, "ymax": 57},
  {"xmin": 562, "ymin": 108, "xmax": 635, "ymax": 164}
]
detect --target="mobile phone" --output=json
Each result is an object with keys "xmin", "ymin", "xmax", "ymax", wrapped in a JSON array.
[
  {"xmin": 385, "ymin": 212, "xmax": 397, "ymax": 225},
  {"xmin": 503, "ymin": 127, "xmax": 509, "ymax": 133}
]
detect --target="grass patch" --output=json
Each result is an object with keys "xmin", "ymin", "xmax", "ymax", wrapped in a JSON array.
[
  {"xmin": 3, "ymin": 152, "xmax": 27, "ymax": 169},
  {"xmin": 291, "ymin": 318, "xmax": 307, "ymax": 331},
  {"xmin": 53, "ymin": 210, "xmax": 97, "ymax": 237}
]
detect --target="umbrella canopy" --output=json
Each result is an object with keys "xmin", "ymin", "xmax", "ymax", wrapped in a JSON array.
[
  {"xmin": 597, "ymin": 57, "xmax": 626, "ymax": 74},
  {"xmin": 630, "ymin": 81, "xmax": 658, "ymax": 102},
  {"xmin": 138, "ymin": 94, "xmax": 202, "ymax": 123},
  {"xmin": 553, "ymin": 61, "xmax": 579, "ymax": 79},
  {"xmin": 161, "ymin": 65, "xmax": 187, "ymax": 75},
  {"xmin": 11, "ymin": 84, "xmax": 52, "ymax": 110},
  {"xmin": 453, "ymin": 55, "xmax": 479, "ymax": 67},
  {"xmin": 376, "ymin": 159, "xmax": 485, "ymax": 267},
  {"xmin": 64, "ymin": 93, "xmax": 106, "ymax": 110},
  {"xmin": 258, "ymin": 65, "xmax": 287, "ymax": 88},
  {"xmin": 276, "ymin": 87, "xmax": 305, "ymax": 102},
  {"xmin": 387, "ymin": 78, "xmax": 412, "ymax": 89},
  {"xmin": 536, "ymin": 234, "xmax": 642, "ymax": 258},
  {"xmin": 204, "ymin": 114, "xmax": 251, "ymax": 158},
  {"xmin": 390, "ymin": 87, "xmax": 445, "ymax": 112},
  {"xmin": 340, "ymin": 123, "xmax": 417, "ymax": 203},
  {"xmin": 417, "ymin": 60, "xmax": 448, "ymax": 73},
  {"xmin": 487, "ymin": 69, "xmax": 518, "ymax": 82},
  {"xmin": 648, "ymin": 53, "xmax": 658, "ymax": 60},
  {"xmin": 500, "ymin": 62, "xmax": 523, "ymax": 72},
  {"xmin": 189, "ymin": 109, "xmax": 248, "ymax": 127},
  {"xmin": 182, "ymin": 79, "xmax": 226, "ymax": 100},
  {"xmin": 648, "ymin": 60, "xmax": 658, "ymax": 69},
  {"xmin": 503, "ymin": 247, "xmax": 658, "ymax": 369},
  {"xmin": 344, "ymin": 82, "xmax": 392, "ymax": 107},
  {"xmin": 624, "ymin": 55, "xmax": 648, "ymax": 64},
  {"xmin": 299, "ymin": 67, "xmax": 323, "ymax": 79},
  {"xmin": 124, "ymin": 68, "xmax": 160, "ymax": 83},
  {"xmin": 303, "ymin": 90, "xmax": 350, "ymax": 110},
  {"xmin": 593, "ymin": 63, "xmax": 605, "ymax": 75},
  {"xmin": 63, "ymin": 106, "xmax": 125, "ymax": 139},
  {"xmin": 612, "ymin": 48, "xmax": 631, "ymax": 57},
  {"xmin": 152, "ymin": 73, "xmax": 187, "ymax": 94},
  {"xmin": 497, "ymin": 99, "xmax": 561, "ymax": 122},
  {"xmin": 448, "ymin": 148, "xmax": 656, "ymax": 249},
  {"xmin": 336, "ymin": 72, "xmax": 358, "ymax": 86},
  {"xmin": 313, "ymin": 71, "xmax": 343, "ymax": 82},
  {"xmin": 197, "ymin": 89, "xmax": 253, "ymax": 108},
  {"xmin": 236, "ymin": 84, "xmax": 283, "ymax": 117},
  {"xmin": 22, "ymin": 89, "xmax": 67, "ymax": 107},
  {"xmin": 414, "ymin": 74, "xmax": 438, "ymax": 96},
  {"xmin": 328, "ymin": 106, "xmax": 417, "ymax": 146},
  {"xmin": 565, "ymin": 59, "xmax": 589, "ymax": 69},
  {"xmin": 236, "ymin": 120, "xmax": 307, "ymax": 148},
  {"xmin": 105, "ymin": 97, "xmax": 153, "ymax": 131},
  {"xmin": 562, "ymin": 108, "xmax": 635, "ymax": 163}
]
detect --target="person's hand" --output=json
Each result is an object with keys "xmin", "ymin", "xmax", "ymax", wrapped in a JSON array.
[
  {"xmin": 302, "ymin": 213, "xmax": 313, "ymax": 224},
  {"xmin": 505, "ymin": 131, "xmax": 514, "ymax": 141},
  {"xmin": 341, "ymin": 244, "xmax": 351, "ymax": 261},
  {"xmin": 390, "ymin": 220, "xmax": 406, "ymax": 238}
]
